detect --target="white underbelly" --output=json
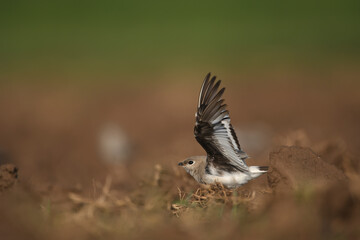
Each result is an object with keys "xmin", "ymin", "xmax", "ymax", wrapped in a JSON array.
[{"xmin": 204, "ymin": 172, "xmax": 251, "ymax": 188}]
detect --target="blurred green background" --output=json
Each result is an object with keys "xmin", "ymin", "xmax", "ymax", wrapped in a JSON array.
[{"xmin": 1, "ymin": 0, "xmax": 359, "ymax": 84}]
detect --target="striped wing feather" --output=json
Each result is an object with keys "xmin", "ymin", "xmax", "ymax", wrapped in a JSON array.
[{"xmin": 194, "ymin": 73, "xmax": 249, "ymax": 173}]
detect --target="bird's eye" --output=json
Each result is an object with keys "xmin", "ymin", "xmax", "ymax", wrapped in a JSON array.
[{"xmin": 188, "ymin": 161, "xmax": 194, "ymax": 165}]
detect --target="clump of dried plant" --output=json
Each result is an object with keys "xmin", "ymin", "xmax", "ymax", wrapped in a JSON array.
[{"xmin": 171, "ymin": 183, "xmax": 256, "ymax": 217}]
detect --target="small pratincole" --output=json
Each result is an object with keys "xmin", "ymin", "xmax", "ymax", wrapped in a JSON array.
[{"xmin": 178, "ymin": 73, "xmax": 268, "ymax": 188}]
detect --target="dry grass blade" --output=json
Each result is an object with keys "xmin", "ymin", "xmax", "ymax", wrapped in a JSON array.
[
  {"xmin": 153, "ymin": 164, "xmax": 162, "ymax": 186},
  {"xmin": 171, "ymin": 182, "xmax": 260, "ymax": 217}
]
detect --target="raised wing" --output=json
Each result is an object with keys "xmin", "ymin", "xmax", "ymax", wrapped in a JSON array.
[{"xmin": 194, "ymin": 73, "xmax": 249, "ymax": 172}]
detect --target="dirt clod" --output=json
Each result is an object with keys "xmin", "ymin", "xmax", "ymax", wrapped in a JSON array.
[
  {"xmin": 268, "ymin": 146, "xmax": 347, "ymax": 192},
  {"xmin": 0, "ymin": 164, "xmax": 18, "ymax": 192}
]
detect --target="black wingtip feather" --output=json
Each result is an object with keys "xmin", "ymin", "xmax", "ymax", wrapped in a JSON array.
[
  {"xmin": 200, "ymin": 74, "xmax": 211, "ymax": 103},
  {"xmin": 204, "ymin": 77, "xmax": 216, "ymax": 99}
]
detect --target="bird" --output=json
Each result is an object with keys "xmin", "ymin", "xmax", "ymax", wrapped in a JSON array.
[{"xmin": 178, "ymin": 73, "xmax": 268, "ymax": 188}]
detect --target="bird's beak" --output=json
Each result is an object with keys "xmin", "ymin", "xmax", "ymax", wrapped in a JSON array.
[{"xmin": 178, "ymin": 162, "xmax": 184, "ymax": 166}]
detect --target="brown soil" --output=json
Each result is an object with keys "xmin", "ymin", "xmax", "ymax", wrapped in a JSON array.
[{"xmin": 0, "ymin": 81, "xmax": 359, "ymax": 239}]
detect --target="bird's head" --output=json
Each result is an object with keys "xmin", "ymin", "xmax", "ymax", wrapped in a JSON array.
[{"xmin": 178, "ymin": 156, "xmax": 206, "ymax": 173}]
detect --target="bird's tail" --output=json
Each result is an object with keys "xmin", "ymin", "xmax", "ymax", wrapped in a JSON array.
[{"xmin": 249, "ymin": 166, "xmax": 268, "ymax": 178}]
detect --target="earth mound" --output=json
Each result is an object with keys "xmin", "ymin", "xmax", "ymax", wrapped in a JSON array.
[{"xmin": 267, "ymin": 146, "xmax": 347, "ymax": 192}]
